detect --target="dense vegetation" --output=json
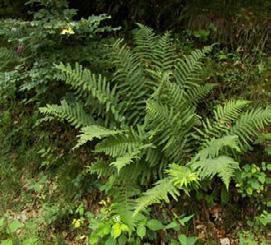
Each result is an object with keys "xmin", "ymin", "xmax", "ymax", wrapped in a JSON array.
[{"xmin": 0, "ymin": 0, "xmax": 270, "ymax": 244}]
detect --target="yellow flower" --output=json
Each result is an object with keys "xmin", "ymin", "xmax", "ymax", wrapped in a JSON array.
[
  {"xmin": 61, "ymin": 26, "xmax": 75, "ymax": 35},
  {"xmin": 72, "ymin": 218, "xmax": 82, "ymax": 228}
]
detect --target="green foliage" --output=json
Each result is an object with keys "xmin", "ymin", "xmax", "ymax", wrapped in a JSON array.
[
  {"xmin": 254, "ymin": 211, "xmax": 271, "ymax": 227},
  {"xmin": 0, "ymin": 216, "xmax": 38, "ymax": 245},
  {"xmin": 86, "ymin": 200, "xmax": 197, "ymax": 244},
  {"xmin": 76, "ymin": 126, "xmax": 123, "ymax": 149},
  {"xmin": 196, "ymin": 100, "xmax": 250, "ymax": 143},
  {"xmin": 86, "ymin": 202, "xmax": 165, "ymax": 244},
  {"xmin": 54, "ymin": 62, "xmax": 123, "ymax": 124},
  {"xmin": 0, "ymin": 1, "xmax": 118, "ymax": 104},
  {"xmin": 39, "ymin": 24, "xmax": 271, "ymax": 240},
  {"xmin": 177, "ymin": 234, "xmax": 198, "ymax": 245},
  {"xmin": 230, "ymin": 108, "xmax": 271, "ymax": 151},
  {"xmin": 39, "ymin": 100, "xmax": 94, "ymax": 128},
  {"xmin": 0, "ymin": 1, "xmax": 271, "ymax": 243},
  {"xmin": 234, "ymin": 163, "xmax": 269, "ymax": 197}
]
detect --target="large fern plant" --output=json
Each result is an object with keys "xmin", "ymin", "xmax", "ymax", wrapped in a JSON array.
[{"xmin": 40, "ymin": 25, "xmax": 271, "ymax": 225}]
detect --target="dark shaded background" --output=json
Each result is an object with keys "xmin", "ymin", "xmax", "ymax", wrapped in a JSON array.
[{"xmin": 0, "ymin": 0, "xmax": 270, "ymax": 51}]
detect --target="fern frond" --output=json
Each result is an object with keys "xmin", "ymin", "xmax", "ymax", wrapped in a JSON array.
[
  {"xmin": 214, "ymin": 100, "xmax": 249, "ymax": 123},
  {"xmin": 87, "ymin": 160, "xmax": 116, "ymax": 178},
  {"xmin": 0, "ymin": 47, "xmax": 19, "ymax": 71},
  {"xmin": 146, "ymin": 100, "xmax": 196, "ymax": 162},
  {"xmin": 112, "ymin": 39, "xmax": 143, "ymax": 84},
  {"xmin": 158, "ymin": 80, "xmax": 188, "ymax": 108},
  {"xmin": 152, "ymin": 32, "xmax": 177, "ymax": 73},
  {"xmin": 115, "ymin": 160, "xmax": 154, "ymax": 184},
  {"xmin": 186, "ymin": 83, "xmax": 216, "ymax": 105},
  {"xmin": 133, "ymin": 177, "xmax": 178, "ymax": 216},
  {"xmin": 55, "ymin": 63, "xmax": 124, "ymax": 123},
  {"xmin": 134, "ymin": 164, "xmax": 198, "ymax": 216},
  {"xmin": 195, "ymin": 135, "xmax": 240, "ymax": 161},
  {"xmin": 189, "ymin": 135, "xmax": 241, "ymax": 188},
  {"xmin": 75, "ymin": 125, "xmax": 123, "ymax": 148},
  {"xmin": 133, "ymin": 24, "xmax": 158, "ymax": 65},
  {"xmin": 39, "ymin": 100, "xmax": 94, "ymax": 128},
  {"xmin": 190, "ymin": 156, "xmax": 239, "ymax": 189},
  {"xmin": 144, "ymin": 146, "xmax": 163, "ymax": 167},
  {"xmin": 174, "ymin": 45, "xmax": 213, "ymax": 89},
  {"xmin": 110, "ymin": 152, "xmax": 139, "ymax": 173},
  {"xmin": 229, "ymin": 107, "xmax": 271, "ymax": 151},
  {"xmin": 135, "ymin": 134, "xmax": 240, "ymax": 214},
  {"xmin": 196, "ymin": 100, "xmax": 250, "ymax": 142},
  {"xmin": 110, "ymin": 142, "xmax": 154, "ymax": 173},
  {"xmin": 95, "ymin": 126, "xmax": 147, "ymax": 157},
  {"xmin": 95, "ymin": 134, "xmax": 140, "ymax": 158},
  {"xmin": 111, "ymin": 39, "xmax": 153, "ymax": 124},
  {"xmin": 97, "ymin": 126, "xmax": 153, "ymax": 172},
  {"xmin": 111, "ymin": 185, "xmax": 139, "ymax": 229},
  {"xmin": 134, "ymin": 24, "xmax": 176, "ymax": 73},
  {"xmin": 166, "ymin": 164, "xmax": 200, "ymax": 191}
]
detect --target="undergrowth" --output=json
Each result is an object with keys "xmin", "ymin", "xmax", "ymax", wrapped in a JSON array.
[{"xmin": 0, "ymin": 0, "xmax": 270, "ymax": 244}]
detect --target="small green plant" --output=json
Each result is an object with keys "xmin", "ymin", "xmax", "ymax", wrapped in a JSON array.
[
  {"xmin": 254, "ymin": 210, "xmax": 271, "ymax": 227},
  {"xmin": 0, "ymin": 217, "xmax": 38, "ymax": 245},
  {"xmin": 190, "ymin": 23, "xmax": 217, "ymax": 42},
  {"xmin": 70, "ymin": 200, "xmax": 197, "ymax": 244},
  {"xmin": 177, "ymin": 234, "xmax": 198, "ymax": 245},
  {"xmin": 168, "ymin": 214, "xmax": 198, "ymax": 245},
  {"xmin": 86, "ymin": 201, "xmax": 167, "ymax": 244},
  {"xmin": 234, "ymin": 163, "xmax": 269, "ymax": 197}
]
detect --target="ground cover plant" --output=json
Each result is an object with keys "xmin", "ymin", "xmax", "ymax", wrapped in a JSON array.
[{"xmin": 0, "ymin": 0, "xmax": 270, "ymax": 244}]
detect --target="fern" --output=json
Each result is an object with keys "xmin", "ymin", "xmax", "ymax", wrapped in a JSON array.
[
  {"xmin": 96, "ymin": 127, "xmax": 153, "ymax": 173},
  {"xmin": 39, "ymin": 100, "xmax": 94, "ymax": 128},
  {"xmin": 145, "ymin": 99, "xmax": 195, "ymax": 162},
  {"xmin": 111, "ymin": 185, "xmax": 140, "ymax": 229},
  {"xmin": 134, "ymin": 165, "xmax": 199, "ymax": 216},
  {"xmin": 133, "ymin": 23, "xmax": 158, "ymax": 66},
  {"xmin": 87, "ymin": 160, "xmax": 116, "ymax": 178},
  {"xmin": 95, "ymin": 132, "xmax": 142, "ymax": 157},
  {"xmin": 174, "ymin": 45, "xmax": 213, "ymax": 89},
  {"xmin": 196, "ymin": 103, "xmax": 271, "ymax": 151},
  {"xmin": 55, "ymin": 63, "xmax": 124, "ymax": 123},
  {"xmin": 190, "ymin": 156, "xmax": 239, "ymax": 189},
  {"xmin": 151, "ymin": 32, "xmax": 177, "ymax": 73},
  {"xmin": 135, "ymin": 135, "xmax": 240, "ymax": 214},
  {"xmin": 134, "ymin": 24, "xmax": 176, "ymax": 73},
  {"xmin": 110, "ymin": 152, "xmax": 140, "ymax": 173},
  {"xmin": 111, "ymin": 39, "xmax": 153, "ymax": 125},
  {"xmin": 134, "ymin": 177, "xmax": 178, "ymax": 216},
  {"xmin": 39, "ymin": 25, "xmax": 271, "ymax": 219},
  {"xmin": 229, "ymin": 107, "xmax": 271, "ymax": 151},
  {"xmin": 95, "ymin": 126, "xmax": 149, "ymax": 156},
  {"xmin": 186, "ymin": 83, "xmax": 216, "ymax": 105},
  {"xmin": 197, "ymin": 100, "xmax": 250, "ymax": 142},
  {"xmin": 190, "ymin": 135, "xmax": 241, "ymax": 188},
  {"xmin": 194, "ymin": 135, "xmax": 241, "ymax": 160},
  {"xmin": 75, "ymin": 125, "xmax": 123, "ymax": 148}
]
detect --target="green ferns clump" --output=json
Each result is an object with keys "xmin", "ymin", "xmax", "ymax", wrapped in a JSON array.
[{"xmin": 40, "ymin": 25, "xmax": 271, "ymax": 227}]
